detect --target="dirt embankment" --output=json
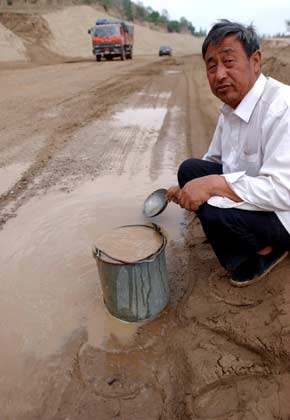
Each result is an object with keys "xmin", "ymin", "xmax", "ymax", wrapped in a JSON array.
[{"xmin": 0, "ymin": 11, "xmax": 66, "ymax": 63}]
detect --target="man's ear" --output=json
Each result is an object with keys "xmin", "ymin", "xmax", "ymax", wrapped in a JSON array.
[{"xmin": 252, "ymin": 49, "xmax": 262, "ymax": 74}]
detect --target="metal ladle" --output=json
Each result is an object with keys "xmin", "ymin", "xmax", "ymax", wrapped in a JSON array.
[{"xmin": 143, "ymin": 188, "xmax": 168, "ymax": 218}]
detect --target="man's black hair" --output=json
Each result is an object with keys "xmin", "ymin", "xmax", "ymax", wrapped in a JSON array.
[{"xmin": 202, "ymin": 19, "xmax": 260, "ymax": 59}]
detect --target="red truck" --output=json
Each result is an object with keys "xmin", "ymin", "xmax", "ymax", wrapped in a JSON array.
[{"xmin": 88, "ymin": 19, "xmax": 134, "ymax": 62}]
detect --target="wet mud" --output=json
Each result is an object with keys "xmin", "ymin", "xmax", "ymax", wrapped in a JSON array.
[{"xmin": 1, "ymin": 53, "xmax": 290, "ymax": 420}]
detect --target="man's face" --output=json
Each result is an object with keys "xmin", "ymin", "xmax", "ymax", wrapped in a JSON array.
[{"xmin": 204, "ymin": 35, "xmax": 261, "ymax": 108}]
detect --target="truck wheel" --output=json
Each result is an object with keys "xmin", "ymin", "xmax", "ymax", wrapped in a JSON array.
[
  {"xmin": 96, "ymin": 55, "xmax": 101, "ymax": 62},
  {"xmin": 120, "ymin": 48, "xmax": 125, "ymax": 61}
]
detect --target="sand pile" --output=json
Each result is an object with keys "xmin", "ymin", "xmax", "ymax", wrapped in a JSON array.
[
  {"xmin": 0, "ymin": 5, "xmax": 203, "ymax": 61},
  {"xmin": 43, "ymin": 5, "xmax": 101, "ymax": 58},
  {"xmin": 0, "ymin": 21, "xmax": 26, "ymax": 61}
]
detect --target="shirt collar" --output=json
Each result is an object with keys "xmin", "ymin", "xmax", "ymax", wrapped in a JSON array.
[{"xmin": 221, "ymin": 73, "xmax": 267, "ymax": 123}]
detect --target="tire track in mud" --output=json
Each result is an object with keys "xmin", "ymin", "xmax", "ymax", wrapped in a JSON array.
[
  {"xmin": 184, "ymin": 55, "xmax": 218, "ymax": 158},
  {"xmin": 149, "ymin": 66, "xmax": 189, "ymax": 179}
]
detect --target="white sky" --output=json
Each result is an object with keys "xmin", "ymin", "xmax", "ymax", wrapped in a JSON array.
[{"xmin": 142, "ymin": 0, "xmax": 290, "ymax": 35}]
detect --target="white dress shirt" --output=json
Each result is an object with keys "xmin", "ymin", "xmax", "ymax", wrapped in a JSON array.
[{"xmin": 203, "ymin": 73, "xmax": 290, "ymax": 233}]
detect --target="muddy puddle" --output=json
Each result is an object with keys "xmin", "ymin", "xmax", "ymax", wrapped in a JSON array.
[
  {"xmin": 0, "ymin": 172, "xmax": 182, "ymax": 342},
  {"xmin": 0, "ymin": 168, "xmax": 184, "ymax": 397}
]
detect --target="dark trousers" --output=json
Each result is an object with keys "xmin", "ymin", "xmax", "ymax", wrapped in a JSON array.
[{"xmin": 178, "ymin": 158, "xmax": 290, "ymax": 270}]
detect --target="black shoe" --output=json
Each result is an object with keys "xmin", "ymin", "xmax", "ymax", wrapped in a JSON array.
[{"xmin": 230, "ymin": 249, "xmax": 288, "ymax": 287}]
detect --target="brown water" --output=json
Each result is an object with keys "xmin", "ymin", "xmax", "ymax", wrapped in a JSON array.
[
  {"xmin": 0, "ymin": 170, "xmax": 183, "ymax": 383},
  {"xmin": 95, "ymin": 225, "xmax": 163, "ymax": 263}
]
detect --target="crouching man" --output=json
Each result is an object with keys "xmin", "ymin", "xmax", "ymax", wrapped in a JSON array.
[{"xmin": 168, "ymin": 20, "xmax": 290, "ymax": 287}]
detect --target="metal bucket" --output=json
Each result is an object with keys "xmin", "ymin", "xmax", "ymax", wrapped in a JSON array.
[{"xmin": 93, "ymin": 224, "xmax": 169, "ymax": 322}]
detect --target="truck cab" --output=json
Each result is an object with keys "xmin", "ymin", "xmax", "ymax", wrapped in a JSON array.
[{"xmin": 89, "ymin": 19, "xmax": 134, "ymax": 62}]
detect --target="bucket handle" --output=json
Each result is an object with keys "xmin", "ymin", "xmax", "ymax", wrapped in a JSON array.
[{"xmin": 92, "ymin": 223, "xmax": 167, "ymax": 265}]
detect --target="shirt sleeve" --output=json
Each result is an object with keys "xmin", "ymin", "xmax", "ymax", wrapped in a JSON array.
[
  {"xmin": 203, "ymin": 115, "xmax": 223, "ymax": 164},
  {"xmin": 223, "ymin": 109, "xmax": 290, "ymax": 211}
]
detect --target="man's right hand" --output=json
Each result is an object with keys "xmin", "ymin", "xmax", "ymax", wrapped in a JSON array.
[{"xmin": 167, "ymin": 185, "xmax": 181, "ymax": 204}]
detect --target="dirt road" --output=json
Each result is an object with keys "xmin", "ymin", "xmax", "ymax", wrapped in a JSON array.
[{"xmin": 2, "ymin": 54, "xmax": 290, "ymax": 420}]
